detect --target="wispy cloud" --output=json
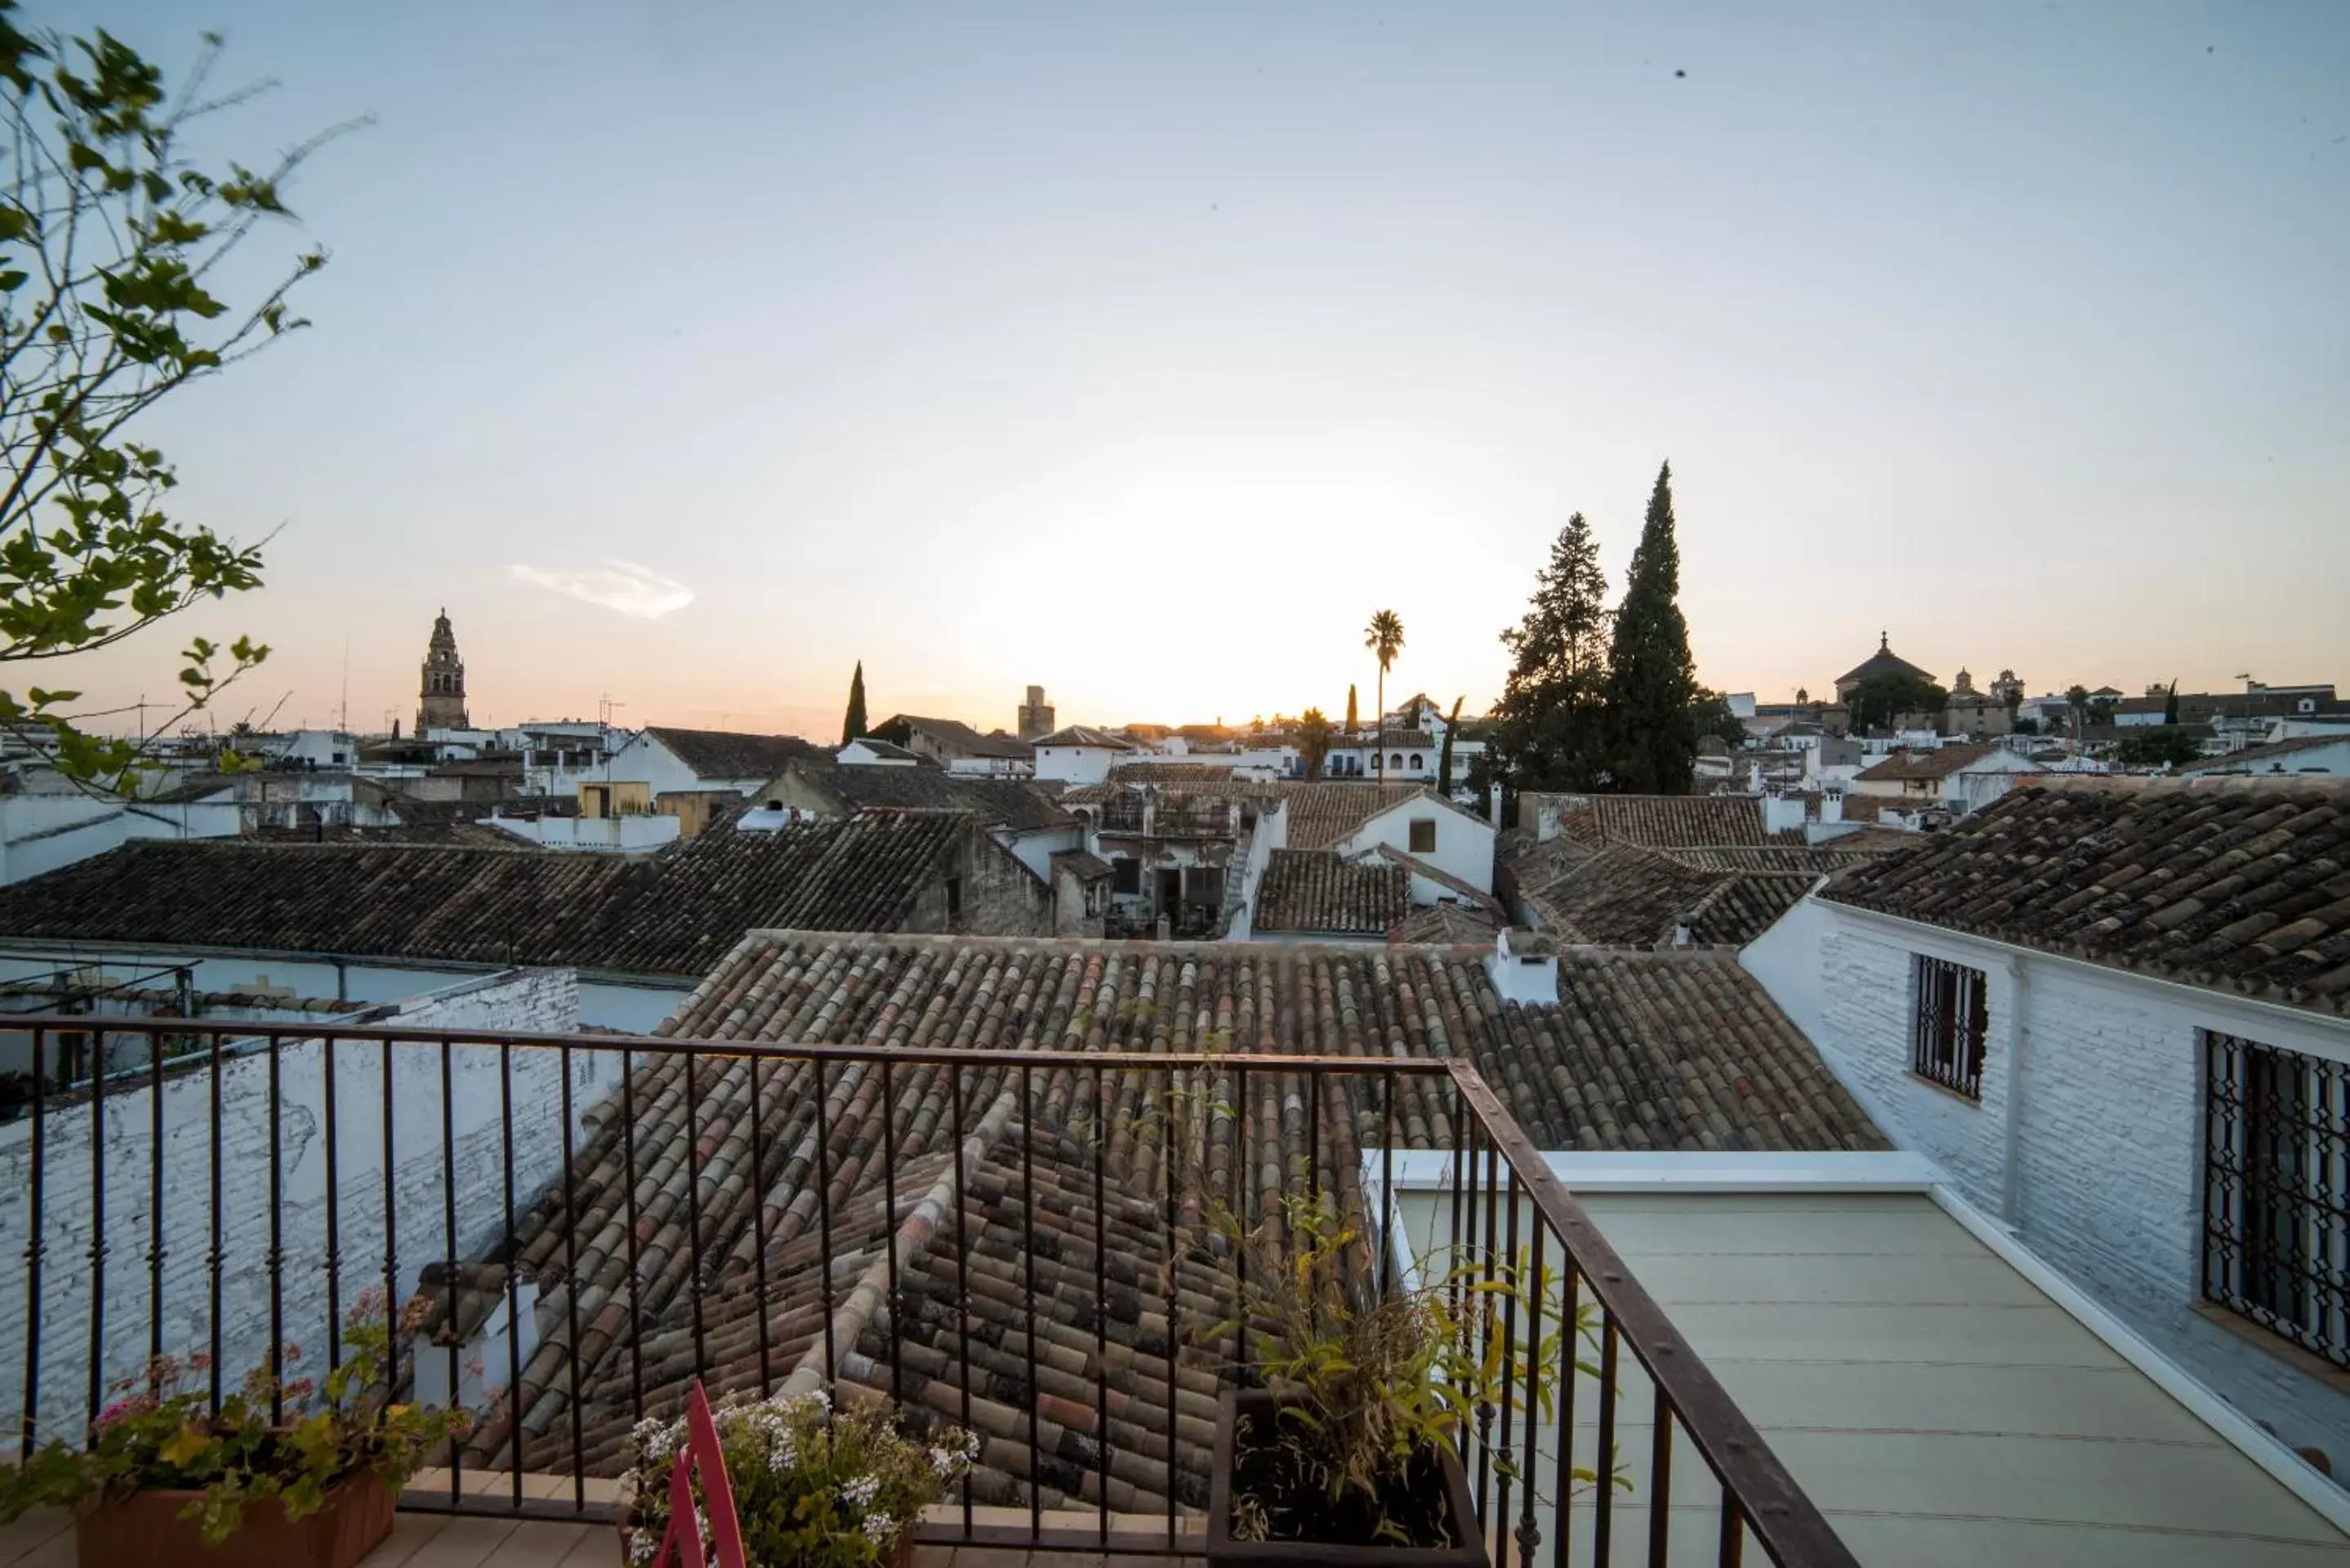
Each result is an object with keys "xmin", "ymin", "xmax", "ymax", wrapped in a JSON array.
[{"xmin": 507, "ymin": 559, "xmax": 694, "ymax": 620}]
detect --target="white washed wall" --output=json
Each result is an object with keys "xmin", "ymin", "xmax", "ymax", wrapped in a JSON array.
[
  {"xmin": 0, "ymin": 970, "xmax": 627, "ymax": 1441},
  {"xmin": 1338, "ymin": 802, "xmax": 1495, "ymax": 898},
  {"xmin": 1761, "ymin": 902, "xmax": 2350, "ymax": 1479}
]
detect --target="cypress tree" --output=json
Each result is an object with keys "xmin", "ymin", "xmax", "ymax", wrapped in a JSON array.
[
  {"xmin": 1436, "ymin": 695, "xmax": 1465, "ymax": 795},
  {"xmin": 1603, "ymin": 463, "xmax": 1700, "ymax": 793},
  {"xmin": 841, "ymin": 662, "xmax": 868, "ymax": 746},
  {"xmin": 1345, "ymin": 684, "xmax": 1359, "ymax": 733}
]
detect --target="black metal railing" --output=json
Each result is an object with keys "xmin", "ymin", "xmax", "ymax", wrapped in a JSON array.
[
  {"xmin": 1095, "ymin": 804, "xmax": 1236, "ymax": 837},
  {"xmin": 0, "ymin": 1013, "xmax": 1856, "ymax": 1566}
]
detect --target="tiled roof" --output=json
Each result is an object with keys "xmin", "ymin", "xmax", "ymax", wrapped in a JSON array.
[
  {"xmin": 1050, "ymin": 849, "xmax": 1113, "ymax": 881},
  {"xmin": 1660, "ymin": 844, "xmax": 1893, "ymax": 875},
  {"xmin": 1853, "ymin": 742, "xmax": 2007, "ymax": 782},
  {"xmin": 1106, "ymin": 763, "xmax": 1237, "ymax": 783},
  {"xmin": 841, "ymin": 738, "xmax": 922, "ymax": 763},
  {"xmin": 1034, "ymin": 727, "xmax": 1135, "ymax": 751},
  {"xmin": 1264, "ymin": 782, "xmax": 1448, "ymax": 851},
  {"xmin": 776, "ymin": 761, "xmax": 1072, "ymax": 832},
  {"xmin": 0, "ymin": 815, "xmax": 978, "ymax": 976},
  {"xmin": 1371, "ymin": 845, "xmax": 1505, "ymax": 915},
  {"xmin": 1829, "ymin": 794, "xmax": 1943, "ymax": 825},
  {"xmin": 1504, "ymin": 839, "xmax": 1813, "ymax": 947},
  {"xmin": 645, "ymin": 728, "xmax": 827, "ymax": 782},
  {"xmin": 1385, "ymin": 902, "xmax": 1504, "ymax": 943},
  {"xmin": 1251, "ymin": 850, "xmax": 1408, "ymax": 935},
  {"xmin": 2177, "ymin": 734, "xmax": 2349, "ymax": 774},
  {"xmin": 1554, "ymin": 794, "xmax": 1773, "ymax": 849},
  {"xmin": 1821, "ymin": 777, "xmax": 2350, "ymax": 1013},
  {"xmin": 884, "ymin": 715, "xmax": 1035, "ymax": 760},
  {"xmin": 455, "ymin": 932, "xmax": 1884, "ymax": 1499}
]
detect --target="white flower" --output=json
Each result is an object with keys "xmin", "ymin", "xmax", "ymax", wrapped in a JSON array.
[
  {"xmin": 929, "ymin": 1446, "xmax": 961, "ymax": 1480},
  {"xmin": 863, "ymin": 1515, "xmax": 896, "ymax": 1545},
  {"xmin": 964, "ymin": 1429, "xmax": 983, "ymax": 1459},
  {"xmin": 843, "ymin": 1474, "xmax": 881, "ymax": 1511},
  {"xmin": 628, "ymin": 1529, "xmax": 657, "ymax": 1564}
]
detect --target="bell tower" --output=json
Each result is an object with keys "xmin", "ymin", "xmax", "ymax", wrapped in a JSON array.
[{"xmin": 417, "ymin": 608, "xmax": 470, "ymax": 733}]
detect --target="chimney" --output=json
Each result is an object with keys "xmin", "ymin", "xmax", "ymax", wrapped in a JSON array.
[
  {"xmin": 1487, "ymin": 781, "xmax": 1501, "ymax": 827},
  {"xmin": 1672, "ymin": 914, "xmax": 1695, "ymax": 948},
  {"xmin": 1486, "ymin": 929, "xmax": 1560, "ymax": 1005}
]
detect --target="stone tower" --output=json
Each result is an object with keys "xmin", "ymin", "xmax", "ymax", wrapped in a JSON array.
[
  {"xmin": 417, "ymin": 608, "xmax": 470, "ymax": 733},
  {"xmin": 1017, "ymin": 684, "xmax": 1055, "ymax": 742}
]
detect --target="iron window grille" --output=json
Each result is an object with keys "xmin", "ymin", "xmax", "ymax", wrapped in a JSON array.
[
  {"xmin": 1910, "ymin": 954, "xmax": 1987, "ymax": 1100},
  {"xmin": 2204, "ymin": 1031, "xmax": 2350, "ymax": 1368}
]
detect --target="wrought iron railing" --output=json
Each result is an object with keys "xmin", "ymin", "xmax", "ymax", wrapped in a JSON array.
[{"xmin": 0, "ymin": 1014, "xmax": 1857, "ymax": 1566}]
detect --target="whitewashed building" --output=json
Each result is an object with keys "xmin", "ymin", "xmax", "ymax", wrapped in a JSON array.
[
  {"xmin": 1030, "ymin": 726, "xmax": 1136, "ymax": 785},
  {"xmin": 1747, "ymin": 776, "xmax": 2350, "ymax": 1481},
  {"xmin": 2180, "ymin": 735, "xmax": 2350, "ymax": 778},
  {"xmin": 1849, "ymin": 739, "xmax": 2043, "ymax": 815}
]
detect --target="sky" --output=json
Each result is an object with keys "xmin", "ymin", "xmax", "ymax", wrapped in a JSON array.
[{"xmin": 42, "ymin": 1, "xmax": 2350, "ymax": 741}]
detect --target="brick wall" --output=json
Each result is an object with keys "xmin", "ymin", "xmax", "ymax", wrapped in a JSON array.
[
  {"xmin": 1796, "ymin": 907, "xmax": 2350, "ymax": 1476},
  {"xmin": 0, "ymin": 969, "xmax": 618, "ymax": 1440}
]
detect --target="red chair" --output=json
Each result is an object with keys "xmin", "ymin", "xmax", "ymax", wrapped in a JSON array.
[{"xmin": 649, "ymin": 1380, "xmax": 748, "ymax": 1568}]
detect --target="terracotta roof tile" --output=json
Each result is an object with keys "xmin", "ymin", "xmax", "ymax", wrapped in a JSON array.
[
  {"xmin": 1551, "ymin": 795, "xmax": 1773, "ymax": 849},
  {"xmin": 0, "ymin": 815, "xmax": 981, "ymax": 976},
  {"xmin": 457, "ymin": 931, "xmax": 1884, "ymax": 1499},
  {"xmin": 1501, "ymin": 839, "xmax": 1813, "ymax": 947},
  {"xmin": 1822, "ymin": 777, "xmax": 2350, "ymax": 1013},
  {"xmin": 775, "ymin": 761, "xmax": 1072, "ymax": 831},
  {"xmin": 1252, "ymin": 850, "xmax": 1407, "ymax": 935},
  {"xmin": 1852, "ymin": 742, "xmax": 2008, "ymax": 782},
  {"xmin": 646, "ymin": 728, "xmax": 827, "ymax": 781}
]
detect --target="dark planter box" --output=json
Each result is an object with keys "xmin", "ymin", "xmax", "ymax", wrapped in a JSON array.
[
  {"xmin": 75, "ymin": 1472, "xmax": 395, "ymax": 1568},
  {"xmin": 1206, "ymin": 1389, "xmax": 1487, "ymax": 1568}
]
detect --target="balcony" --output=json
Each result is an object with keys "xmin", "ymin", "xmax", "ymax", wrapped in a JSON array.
[
  {"xmin": 1094, "ymin": 803, "xmax": 1237, "ymax": 839},
  {"xmin": 0, "ymin": 1015, "xmax": 1857, "ymax": 1566}
]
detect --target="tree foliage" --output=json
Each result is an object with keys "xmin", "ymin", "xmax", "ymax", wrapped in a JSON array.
[
  {"xmin": 1435, "ymin": 694, "xmax": 1464, "ymax": 795},
  {"xmin": 840, "ymin": 661, "xmax": 867, "ymax": 745},
  {"xmin": 1344, "ymin": 684, "xmax": 1357, "ymax": 733},
  {"xmin": 1846, "ymin": 670, "xmax": 1949, "ymax": 736},
  {"xmin": 1295, "ymin": 706, "xmax": 1333, "ymax": 781},
  {"xmin": 1363, "ymin": 608, "xmax": 1402, "ymax": 783},
  {"xmin": 1601, "ymin": 463, "xmax": 1699, "ymax": 793},
  {"xmin": 1491, "ymin": 510, "xmax": 1612, "ymax": 792},
  {"xmin": 2115, "ymin": 725, "xmax": 2203, "ymax": 768},
  {"xmin": 1692, "ymin": 688, "xmax": 1746, "ymax": 748},
  {"xmin": 0, "ymin": 9, "xmax": 352, "ymax": 791}
]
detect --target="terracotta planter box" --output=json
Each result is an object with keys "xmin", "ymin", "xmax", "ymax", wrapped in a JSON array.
[
  {"xmin": 1206, "ymin": 1390, "xmax": 1485, "ymax": 1568},
  {"xmin": 75, "ymin": 1472, "xmax": 396, "ymax": 1568}
]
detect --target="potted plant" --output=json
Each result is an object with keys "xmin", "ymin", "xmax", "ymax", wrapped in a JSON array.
[
  {"xmin": 619, "ymin": 1386, "xmax": 977, "ymax": 1568},
  {"xmin": 1200, "ymin": 1190, "xmax": 1612, "ymax": 1567},
  {"xmin": 0, "ymin": 1289, "xmax": 476, "ymax": 1567},
  {"xmin": 1119, "ymin": 1064, "xmax": 1611, "ymax": 1564}
]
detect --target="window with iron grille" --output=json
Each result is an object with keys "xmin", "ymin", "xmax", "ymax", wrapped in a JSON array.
[
  {"xmin": 1910, "ymin": 954, "xmax": 1987, "ymax": 1099},
  {"xmin": 2204, "ymin": 1031, "xmax": 2350, "ymax": 1368}
]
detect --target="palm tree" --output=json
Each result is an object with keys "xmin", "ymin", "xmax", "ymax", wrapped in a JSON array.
[
  {"xmin": 2066, "ymin": 684, "xmax": 2090, "ymax": 747},
  {"xmin": 1363, "ymin": 609, "xmax": 1405, "ymax": 784},
  {"xmin": 1297, "ymin": 707, "xmax": 1335, "ymax": 780}
]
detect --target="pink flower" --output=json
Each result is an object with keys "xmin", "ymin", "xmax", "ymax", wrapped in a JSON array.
[{"xmin": 282, "ymin": 1377, "xmax": 316, "ymax": 1402}]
